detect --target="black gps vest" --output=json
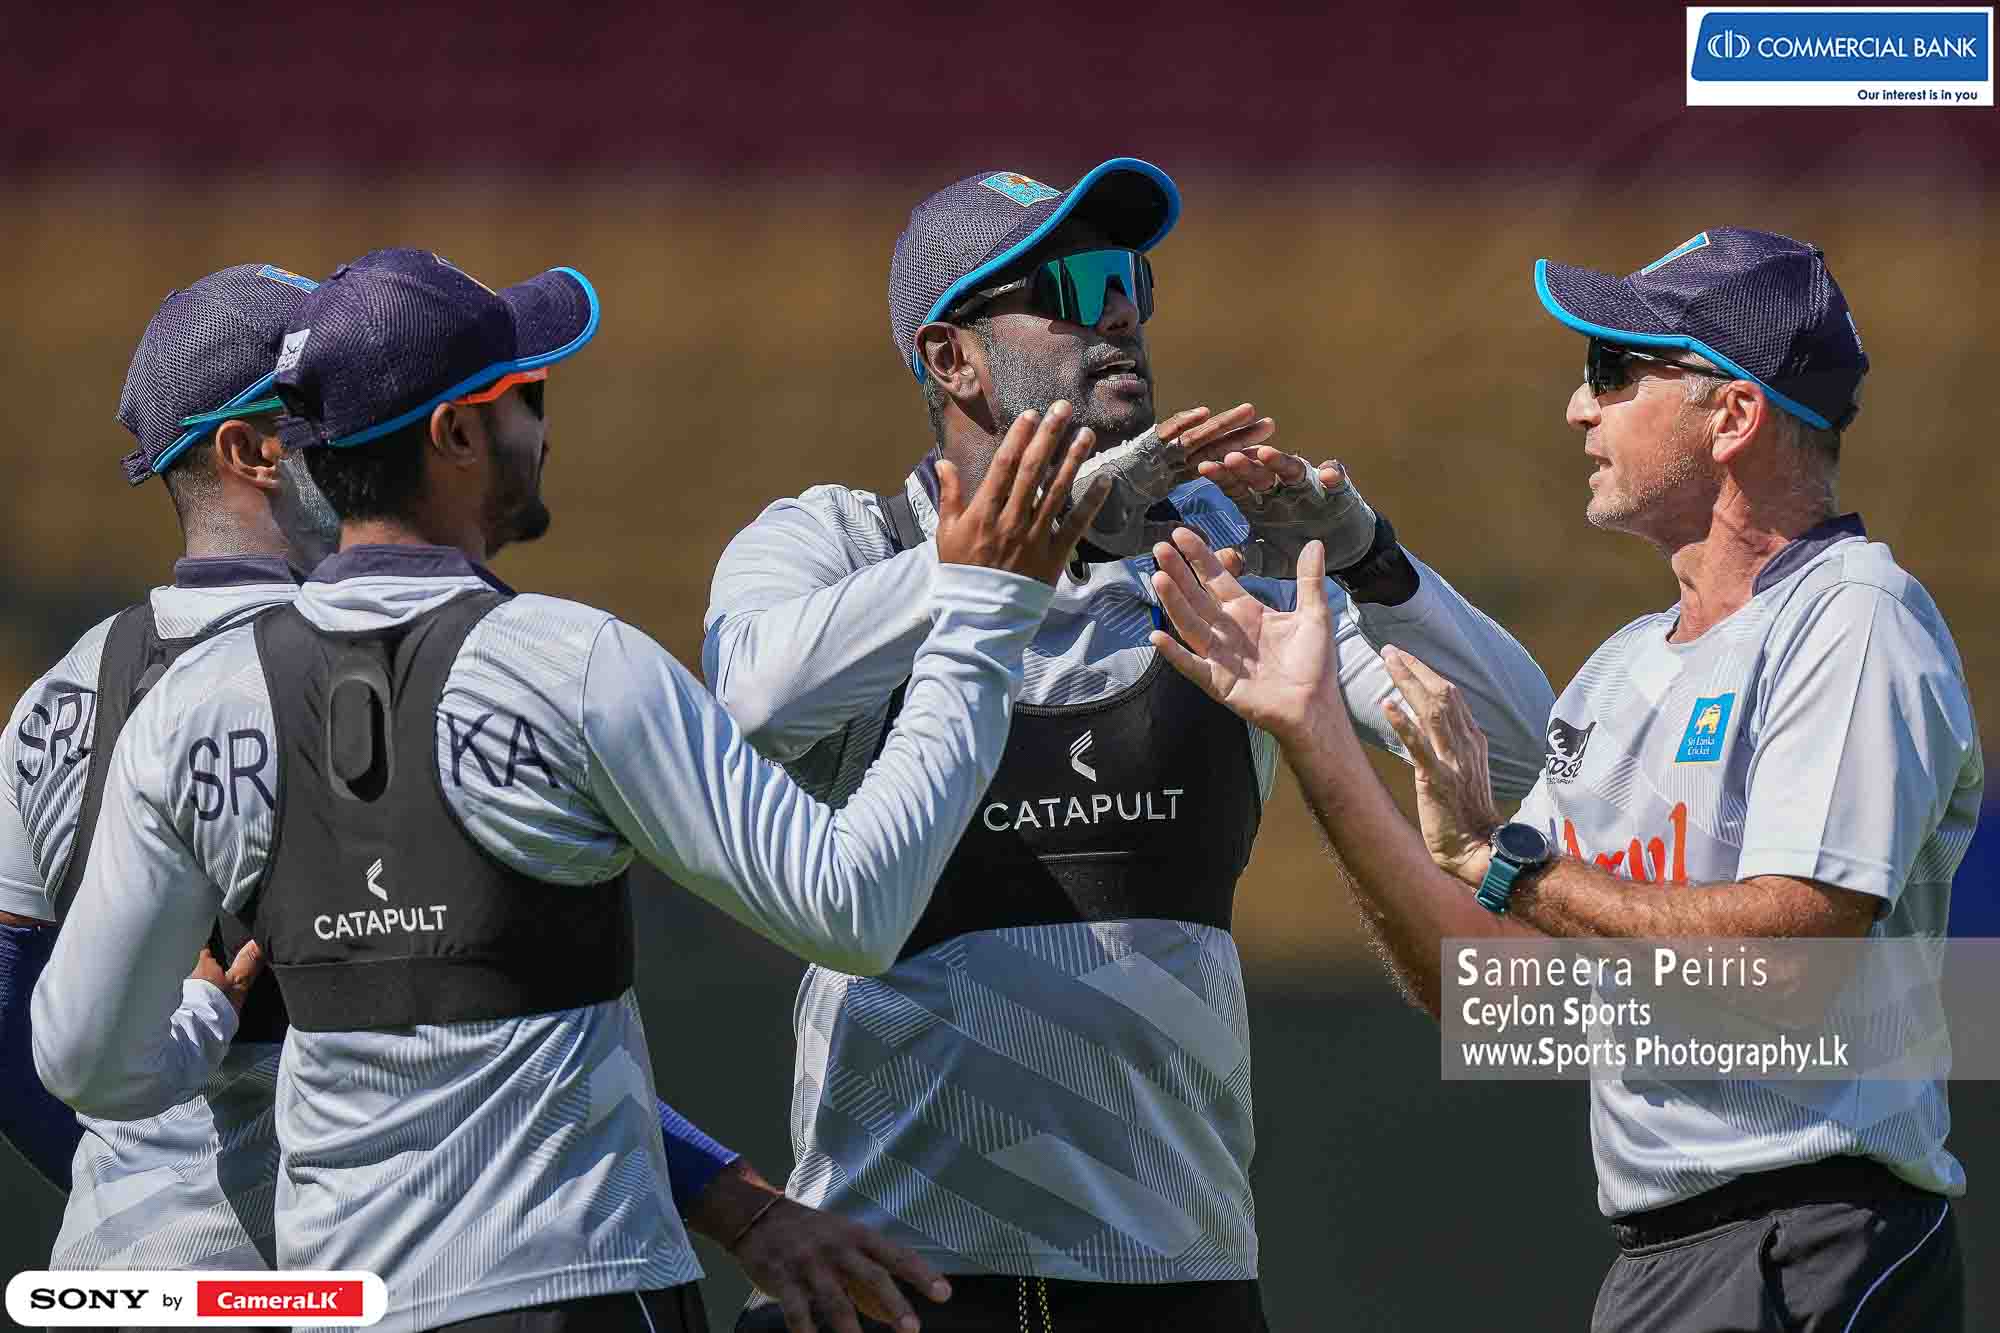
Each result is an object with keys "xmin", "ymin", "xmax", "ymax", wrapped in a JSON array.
[
  {"xmin": 876, "ymin": 490, "xmax": 1263, "ymax": 963},
  {"xmin": 58, "ymin": 597, "xmax": 292, "ymax": 1044},
  {"xmin": 245, "ymin": 591, "xmax": 634, "ymax": 1032}
]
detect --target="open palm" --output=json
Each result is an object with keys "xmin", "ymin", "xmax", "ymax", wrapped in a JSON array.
[{"xmin": 1147, "ymin": 528, "xmax": 1334, "ymax": 741}]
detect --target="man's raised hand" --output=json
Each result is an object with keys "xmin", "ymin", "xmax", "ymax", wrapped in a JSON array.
[
  {"xmin": 936, "ymin": 400, "xmax": 1108, "ymax": 585},
  {"xmin": 1146, "ymin": 527, "xmax": 1343, "ymax": 745}
]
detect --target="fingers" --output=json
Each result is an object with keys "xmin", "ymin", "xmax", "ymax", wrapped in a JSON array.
[
  {"xmin": 805, "ymin": 1265, "xmax": 864, "ymax": 1333},
  {"xmin": 1381, "ymin": 694, "xmax": 1438, "ymax": 769},
  {"xmin": 1295, "ymin": 540, "xmax": 1329, "ymax": 625},
  {"xmin": 1194, "ymin": 444, "xmax": 1298, "ymax": 498},
  {"xmin": 1149, "ymin": 628, "xmax": 1218, "ymax": 700},
  {"xmin": 1169, "ymin": 527, "xmax": 1247, "ymax": 604},
  {"xmin": 865, "ymin": 1237, "xmax": 950, "ymax": 1308},
  {"xmin": 1379, "ymin": 645, "xmax": 1436, "ymax": 720},
  {"xmin": 1254, "ymin": 446, "xmax": 1309, "ymax": 486},
  {"xmin": 1150, "ymin": 536, "xmax": 1223, "ymax": 633},
  {"xmin": 226, "ymin": 938, "xmax": 264, "ymax": 987},
  {"xmin": 1149, "ymin": 565, "xmax": 1215, "ymax": 657},
  {"xmin": 1216, "ymin": 546, "xmax": 1247, "ymax": 578},
  {"xmin": 1181, "ymin": 411, "xmax": 1278, "ymax": 469},
  {"xmin": 975, "ymin": 408, "xmax": 1042, "ymax": 512},
  {"xmin": 934, "ymin": 458, "xmax": 963, "ymax": 523},
  {"xmin": 1179, "ymin": 403, "xmax": 1262, "ymax": 455},
  {"xmin": 773, "ymin": 1281, "xmax": 816, "ymax": 1333},
  {"xmin": 1052, "ymin": 474, "xmax": 1110, "ymax": 562},
  {"xmin": 1035, "ymin": 422, "xmax": 1096, "ymax": 533},
  {"xmin": 1387, "ymin": 646, "xmax": 1453, "ymax": 699},
  {"xmin": 839, "ymin": 1250, "xmax": 920, "ymax": 1330},
  {"xmin": 1003, "ymin": 401, "xmax": 1072, "ymax": 527},
  {"xmin": 1381, "ymin": 647, "xmax": 1484, "ymax": 773},
  {"xmin": 1152, "ymin": 405, "xmax": 1213, "ymax": 443}
]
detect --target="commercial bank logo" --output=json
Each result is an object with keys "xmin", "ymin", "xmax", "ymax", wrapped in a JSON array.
[
  {"xmin": 1707, "ymin": 28, "xmax": 1753, "ymax": 58},
  {"xmin": 1687, "ymin": 8, "xmax": 1993, "ymax": 106}
]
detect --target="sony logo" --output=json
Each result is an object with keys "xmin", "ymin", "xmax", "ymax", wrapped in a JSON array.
[{"xmin": 28, "ymin": 1288, "xmax": 148, "ymax": 1311}]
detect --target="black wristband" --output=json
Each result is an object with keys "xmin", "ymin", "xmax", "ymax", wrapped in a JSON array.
[{"xmin": 1331, "ymin": 513, "xmax": 1420, "ymax": 605}]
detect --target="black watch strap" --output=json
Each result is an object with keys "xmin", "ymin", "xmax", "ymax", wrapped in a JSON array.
[{"xmin": 1331, "ymin": 513, "xmax": 1419, "ymax": 606}]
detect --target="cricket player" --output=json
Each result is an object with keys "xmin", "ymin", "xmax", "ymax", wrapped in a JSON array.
[
  {"xmin": 0, "ymin": 265, "xmax": 869, "ymax": 1319},
  {"xmin": 707, "ymin": 158, "xmax": 1556, "ymax": 1330},
  {"xmin": 32, "ymin": 247, "xmax": 1106, "ymax": 1332},
  {"xmin": 0, "ymin": 262, "xmax": 332, "ymax": 1269},
  {"xmin": 1147, "ymin": 228, "xmax": 1979, "ymax": 1330}
]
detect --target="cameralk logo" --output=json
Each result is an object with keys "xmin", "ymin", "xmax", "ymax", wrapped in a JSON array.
[
  {"xmin": 1687, "ymin": 7, "xmax": 1992, "ymax": 107},
  {"xmin": 5, "ymin": 1270, "xmax": 386, "ymax": 1326}
]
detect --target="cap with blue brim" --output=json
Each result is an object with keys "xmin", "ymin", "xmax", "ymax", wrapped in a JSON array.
[
  {"xmin": 276, "ymin": 248, "xmax": 600, "ymax": 449},
  {"xmin": 889, "ymin": 157, "xmax": 1181, "ymax": 381},
  {"xmin": 1534, "ymin": 227, "xmax": 1867, "ymax": 432},
  {"xmin": 117, "ymin": 263, "xmax": 322, "ymax": 485}
]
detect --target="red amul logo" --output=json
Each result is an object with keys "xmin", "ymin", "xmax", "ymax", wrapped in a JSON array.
[{"xmin": 1561, "ymin": 802, "xmax": 1689, "ymax": 884}]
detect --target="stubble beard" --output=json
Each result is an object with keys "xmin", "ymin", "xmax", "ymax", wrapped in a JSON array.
[
  {"xmin": 1586, "ymin": 411, "xmax": 1719, "ymax": 544},
  {"xmin": 984, "ymin": 347, "xmax": 1154, "ymax": 450}
]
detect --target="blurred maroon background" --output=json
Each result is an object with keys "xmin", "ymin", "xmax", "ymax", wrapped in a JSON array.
[{"xmin": 7, "ymin": 2, "xmax": 1995, "ymax": 176}]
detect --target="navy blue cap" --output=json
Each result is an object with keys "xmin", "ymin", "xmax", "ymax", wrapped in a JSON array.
[
  {"xmin": 1536, "ymin": 228, "xmax": 1867, "ymax": 431},
  {"xmin": 117, "ymin": 263, "xmax": 321, "ymax": 485},
  {"xmin": 276, "ymin": 248, "xmax": 599, "ymax": 449},
  {"xmin": 889, "ymin": 157, "xmax": 1180, "ymax": 382}
]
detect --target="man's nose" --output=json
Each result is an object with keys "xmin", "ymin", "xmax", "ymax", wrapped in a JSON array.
[
  {"xmin": 1566, "ymin": 381, "xmax": 1599, "ymax": 431},
  {"xmin": 1095, "ymin": 282, "xmax": 1140, "ymax": 338}
]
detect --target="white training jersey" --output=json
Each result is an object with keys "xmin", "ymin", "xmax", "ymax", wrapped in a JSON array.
[
  {"xmin": 704, "ymin": 474, "xmax": 1557, "ymax": 1281},
  {"xmin": 1512, "ymin": 516, "xmax": 1984, "ymax": 1216},
  {"xmin": 1, "ymin": 557, "xmax": 298, "ymax": 1270},
  {"xmin": 32, "ymin": 543, "xmax": 1051, "ymax": 1331}
]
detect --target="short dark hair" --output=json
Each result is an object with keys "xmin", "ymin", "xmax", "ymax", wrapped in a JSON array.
[
  {"xmin": 303, "ymin": 418, "xmax": 429, "ymax": 522},
  {"xmin": 159, "ymin": 438, "xmax": 221, "ymax": 529}
]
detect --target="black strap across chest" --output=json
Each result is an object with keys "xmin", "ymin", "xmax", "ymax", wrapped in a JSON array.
[
  {"xmin": 246, "ymin": 592, "xmax": 633, "ymax": 1032},
  {"xmin": 61, "ymin": 600, "xmax": 291, "ymax": 1042},
  {"xmin": 874, "ymin": 491, "xmax": 1262, "ymax": 962}
]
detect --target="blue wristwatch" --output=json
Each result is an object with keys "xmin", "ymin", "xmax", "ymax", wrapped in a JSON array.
[{"xmin": 1475, "ymin": 822, "xmax": 1554, "ymax": 914}]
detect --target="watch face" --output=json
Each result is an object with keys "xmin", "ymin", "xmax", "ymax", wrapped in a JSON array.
[{"xmin": 1494, "ymin": 822, "xmax": 1551, "ymax": 865}]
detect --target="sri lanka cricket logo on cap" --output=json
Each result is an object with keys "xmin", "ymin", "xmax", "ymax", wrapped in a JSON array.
[
  {"xmin": 981, "ymin": 172, "xmax": 1062, "ymax": 207},
  {"xmin": 1674, "ymin": 692, "xmax": 1736, "ymax": 764},
  {"xmin": 257, "ymin": 264, "xmax": 319, "ymax": 293},
  {"xmin": 1640, "ymin": 232, "xmax": 1711, "ymax": 275}
]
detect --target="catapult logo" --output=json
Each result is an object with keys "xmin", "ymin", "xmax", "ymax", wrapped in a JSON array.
[
  {"xmin": 979, "ymin": 734, "xmax": 1187, "ymax": 832},
  {"xmin": 1687, "ymin": 8, "xmax": 1993, "ymax": 106},
  {"xmin": 1070, "ymin": 730, "xmax": 1098, "ymax": 782},
  {"xmin": 314, "ymin": 857, "xmax": 449, "ymax": 941}
]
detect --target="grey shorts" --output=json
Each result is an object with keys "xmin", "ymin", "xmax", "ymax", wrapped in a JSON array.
[{"xmin": 1593, "ymin": 1190, "xmax": 1960, "ymax": 1332}]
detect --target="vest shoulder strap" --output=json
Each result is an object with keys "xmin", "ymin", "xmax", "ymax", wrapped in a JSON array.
[
  {"xmin": 878, "ymin": 488, "xmax": 923, "ymax": 555},
  {"xmin": 52, "ymin": 604, "xmax": 156, "ymax": 919}
]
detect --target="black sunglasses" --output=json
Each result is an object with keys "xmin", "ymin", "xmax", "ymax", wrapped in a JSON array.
[
  {"xmin": 1586, "ymin": 338, "xmax": 1734, "ymax": 397},
  {"xmin": 950, "ymin": 249, "xmax": 1156, "ymax": 329}
]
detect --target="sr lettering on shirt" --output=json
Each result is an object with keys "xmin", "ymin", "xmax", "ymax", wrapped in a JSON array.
[{"xmin": 15, "ymin": 689, "xmax": 98, "ymax": 785}]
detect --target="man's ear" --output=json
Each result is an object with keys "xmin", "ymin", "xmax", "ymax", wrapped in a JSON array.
[
  {"xmin": 213, "ymin": 419, "xmax": 284, "ymax": 493},
  {"xmin": 917, "ymin": 322, "xmax": 985, "ymax": 409},
  {"xmin": 428, "ymin": 401, "xmax": 486, "ymax": 470},
  {"xmin": 1708, "ymin": 380, "xmax": 1769, "ymax": 466}
]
